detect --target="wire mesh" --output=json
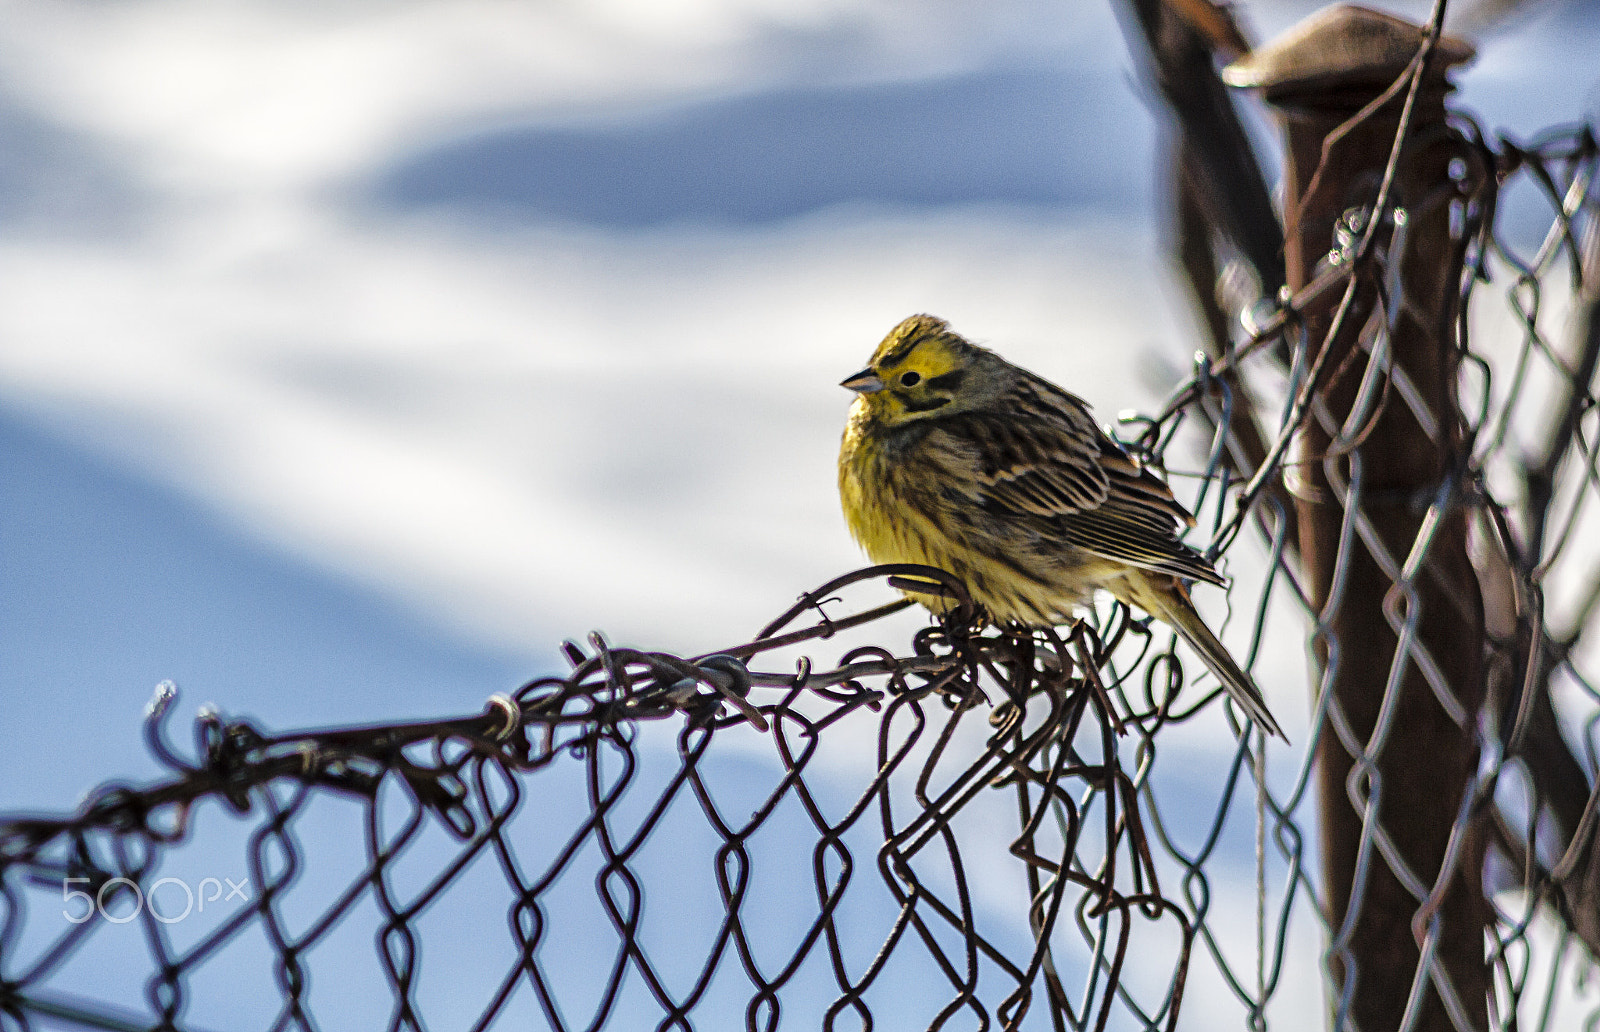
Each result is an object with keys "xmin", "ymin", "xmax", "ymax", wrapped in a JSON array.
[
  {"xmin": 4, "ymin": 15, "xmax": 1600, "ymax": 1032},
  {"xmin": 2, "ymin": 569, "xmax": 1210, "ymax": 1032}
]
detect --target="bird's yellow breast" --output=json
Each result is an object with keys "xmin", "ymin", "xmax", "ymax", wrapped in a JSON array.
[
  {"xmin": 838, "ymin": 402, "xmax": 1085, "ymax": 623},
  {"xmin": 840, "ymin": 406, "xmax": 947, "ymax": 595},
  {"xmin": 837, "ymin": 407, "xmax": 914, "ymax": 562}
]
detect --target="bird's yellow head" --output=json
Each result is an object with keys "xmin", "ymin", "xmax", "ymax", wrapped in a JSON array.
[{"xmin": 841, "ymin": 314, "xmax": 994, "ymax": 425}]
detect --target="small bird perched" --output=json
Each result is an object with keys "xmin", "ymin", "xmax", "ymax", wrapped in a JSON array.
[{"xmin": 837, "ymin": 314, "xmax": 1283, "ymax": 739}]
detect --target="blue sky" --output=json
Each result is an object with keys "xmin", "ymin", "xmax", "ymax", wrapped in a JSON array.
[{"xmin": 2, "ymin": 0, "xmax": 1597, "ymax": 1027}]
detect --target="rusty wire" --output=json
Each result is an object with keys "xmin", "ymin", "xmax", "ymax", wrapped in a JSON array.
[
  {"xmin": 2, "ymin": 565, "xmax": 1211, "ymax": 1032},
  {"xmin": 1130, "ymin": 111, "xmax": 1600, "ymax": 1032},
  {"xmin": 4, "ymin": 39, "xmax": 1600, "ymax": 1032}
]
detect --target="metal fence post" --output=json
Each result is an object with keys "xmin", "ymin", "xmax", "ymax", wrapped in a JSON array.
[{"xmin": 1225, "ymin": 7, "xmax": 1487, "ymax": 1030}]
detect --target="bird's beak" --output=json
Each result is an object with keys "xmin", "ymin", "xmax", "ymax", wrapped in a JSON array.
[{"xmin": 840, "ymin": 368, "xmax": 885, "ymax": 394}]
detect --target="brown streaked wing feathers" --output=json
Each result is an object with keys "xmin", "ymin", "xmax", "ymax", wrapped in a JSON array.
[
  {"xmin": 958, "ymin": 370, "xmax": 1222, "ymax": 585},
  {"xmin": 947, "ymin": 379, "xmax": 1110, "ymax": 516},
  {"xmin": 1059, "ymin": 508, "xmax": 1226, "ymax": 586}
]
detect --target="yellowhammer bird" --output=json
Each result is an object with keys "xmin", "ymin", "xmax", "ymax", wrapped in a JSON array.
[{"xmin": 838, "ymin": 314, "xmax": 1284, "ymax": 739}]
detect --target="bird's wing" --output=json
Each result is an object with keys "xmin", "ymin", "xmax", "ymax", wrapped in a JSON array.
[
  {"xmin": 948, "ymin": 382, "xmax": 1111, "ymax": 516},
  {"xmin": 945, "ymin": 375, "xmax": 1224, "ymax": 586}
]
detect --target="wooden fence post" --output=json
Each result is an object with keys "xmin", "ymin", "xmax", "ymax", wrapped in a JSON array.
[{"xmin": 1225, "ymin": 7, "xmax": 1488, "ymax": 1030}]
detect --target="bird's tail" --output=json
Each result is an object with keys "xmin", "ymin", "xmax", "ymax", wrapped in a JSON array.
[{"xmin": 1119, "ymin": 573, "xmax": 1286, "ymax": 740}]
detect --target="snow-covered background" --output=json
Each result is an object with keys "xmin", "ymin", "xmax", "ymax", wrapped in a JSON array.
[{"xmin": 1, "ymin": 0, "xmax": 1597, "ymax": 1026}]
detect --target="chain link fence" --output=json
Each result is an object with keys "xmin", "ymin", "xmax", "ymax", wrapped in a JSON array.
[{"xmin": 4, "ymin": 3, "xmax": 1599, "ymax": 1030}]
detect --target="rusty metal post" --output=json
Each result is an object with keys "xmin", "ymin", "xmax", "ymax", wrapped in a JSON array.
[{"xmin": 1225, "ymin": 7, "xmax": 1487, "ymax": 1031}]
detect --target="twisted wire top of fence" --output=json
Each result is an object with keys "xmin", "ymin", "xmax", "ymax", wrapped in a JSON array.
[
  {"xmin": 4, "ymin": 11, "xmax": 1600, "ymax": 1031},
  {"xmin": 5, "ymin": 563, "xmax": 1229, "ymax": 1032}
]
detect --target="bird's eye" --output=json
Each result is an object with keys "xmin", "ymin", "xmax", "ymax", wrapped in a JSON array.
[{"xmin": 899, "ymin": 371, "xmax": 922, "ymax": 387}]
